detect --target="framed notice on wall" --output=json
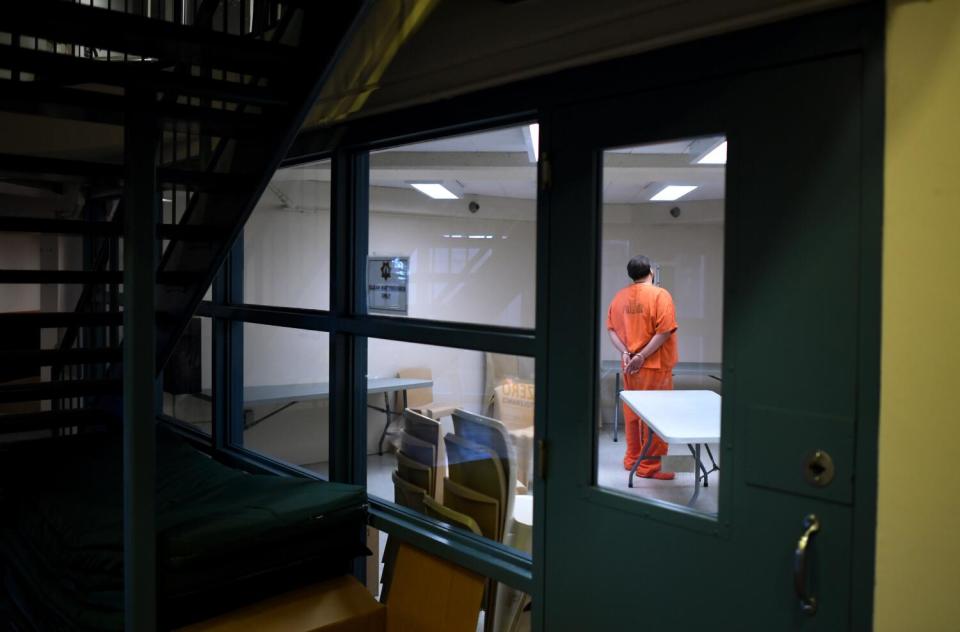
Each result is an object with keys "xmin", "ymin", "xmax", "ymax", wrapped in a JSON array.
[{"xmin": 367, "ymin": 256, "xmax": 409, "ymax": 315}]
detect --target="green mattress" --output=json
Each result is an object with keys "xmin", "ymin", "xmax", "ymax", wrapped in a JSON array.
[{"xmin": 0, "ymin": 426, "xmax": 367, "ymax": 631}]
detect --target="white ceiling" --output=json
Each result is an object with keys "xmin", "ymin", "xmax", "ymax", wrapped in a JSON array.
[{"xmin": 281, "ymin": 128, "xmax": 725, "ymax": 204}]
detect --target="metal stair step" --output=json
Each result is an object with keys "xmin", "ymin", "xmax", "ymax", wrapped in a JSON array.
[
  {"xmin": 1, "ymin": 1, "xmax": 297, "ymax": 77},
  {"xmin": 0, "ymin": 270, "xmax": 199, "ymax": 285},
  {"xmin": 0, "ymin": 217, "xmax": 221, "ymax": 241},
  {"xmin": 0, "ymin": 378, "xmax": 121, "ymax": 404},
  {"xmin": 0, "ymin": 45, "xmax": 289, "ymax": 107},
  {"xmin": 0, "ymin": 154, "xmax": 254, "ymax": 193},
  {"xmin": 0, "ymin": 81, "xmax": 268, "ymax": 138},
  {"xmin": 0, "ymin": 348, "xmax": 122, "ymax": 368},
  {"xmin": 0, "ymin": 312, "xmax": 122, "ymax": 328},
  {"xmin": 0, "ymin": 408, "xmax": 109, "ymax": 433}
]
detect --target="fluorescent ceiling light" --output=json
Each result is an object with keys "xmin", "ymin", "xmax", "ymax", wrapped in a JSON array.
[
  {"xmin": 410, "ymin": 182, "xmax": 459, "ymax": 199},
  {"xmin": 651, "ymin": 185, "xmax": 698, "ymax": 201},
  {"xmin": 697, "ymin": 141, "xmax": 727, "ymax": 165},
  {"xmin": 162, "ymin": 198, "xmax": 173, "ymax": 203}
]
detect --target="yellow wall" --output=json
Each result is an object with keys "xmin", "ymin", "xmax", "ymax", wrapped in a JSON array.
[{"xmin": 877, "ymin": 2, "xmax": 960, "ymax": 629}]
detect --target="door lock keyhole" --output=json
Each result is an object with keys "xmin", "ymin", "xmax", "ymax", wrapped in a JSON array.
[{"xmin": 803, "ymin": 449, "xmax": 835, "ymax": 487}]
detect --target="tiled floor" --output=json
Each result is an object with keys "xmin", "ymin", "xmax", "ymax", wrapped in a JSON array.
[{"xmin": 596, "ymin": 427, "xmax": 720, "ymax": 515}]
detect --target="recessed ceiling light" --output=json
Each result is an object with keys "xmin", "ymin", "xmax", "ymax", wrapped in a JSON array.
[
  {"xmin": 697, "ymin": 141, "xmax": 727, "ymax": 165},
  {"xmin": 651, "ymin": 185, "xmax": 698, "ymax": 201},
  {"xmin": 410, "ymin": 182, "xmax": 459, "ymax": 199}
]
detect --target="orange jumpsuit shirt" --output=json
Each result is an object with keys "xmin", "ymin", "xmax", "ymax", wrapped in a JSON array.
[{"xmin": 606, "ymin": 283, "xmax": 679, "ymax": 474}]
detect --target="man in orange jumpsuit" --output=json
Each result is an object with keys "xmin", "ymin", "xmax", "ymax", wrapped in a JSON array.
[{"xmin": 606, "ymin": 255, "xmax": 679, "ymax": 479}]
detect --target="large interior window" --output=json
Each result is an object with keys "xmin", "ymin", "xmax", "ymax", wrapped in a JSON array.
[
  {"xmin": 367, "ymin": 126, "xmax": 538, "ymax": 328},
  {"xmin": 244, "ymin": 159, "xmax": 331, "ymax": 311}
]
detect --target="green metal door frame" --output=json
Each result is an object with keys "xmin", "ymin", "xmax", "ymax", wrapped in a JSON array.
[{"xmin": 176, "ymin": 5, "xmax": 882, "ymax": 631}]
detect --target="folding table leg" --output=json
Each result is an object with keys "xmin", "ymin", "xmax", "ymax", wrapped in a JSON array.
[
  {"xmin": 627, "ymin": 423, "xmax": 654, "ymax": 488},
  {"xmin": 377, "ymin": 392, "xmax": 393, "ymax": 456},
  {"xmin": 613, "ymin": 371, "xmax": 620, "ymax": 442}
]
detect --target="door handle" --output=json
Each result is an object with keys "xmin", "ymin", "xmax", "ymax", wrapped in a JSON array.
[{"xmin": 794, "ymin": 514, "xmax": 820, "ymax": 615}]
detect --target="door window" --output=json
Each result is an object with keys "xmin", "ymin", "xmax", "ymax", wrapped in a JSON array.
[{"xmin": 595, "ymin": 136, "xmax": 725, "ymax": 517}]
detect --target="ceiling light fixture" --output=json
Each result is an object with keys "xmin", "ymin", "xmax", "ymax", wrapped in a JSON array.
[
  {"xmin": 651, "ymin": 185, "xmax": 698, "ymax": 201},
  {"xmin": 696, "ymin": 141, "xmax": 727, "ymax": 165},
  {"xmin": 409, "ymin": 182, "xmax": 460, "ymax": 199}
]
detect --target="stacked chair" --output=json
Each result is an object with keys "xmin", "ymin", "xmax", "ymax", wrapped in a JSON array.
[{"xmin": 389, "ymin": 406, "xmax": 528, "ymax": 631}]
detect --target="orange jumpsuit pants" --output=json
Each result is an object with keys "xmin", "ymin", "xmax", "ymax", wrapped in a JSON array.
[{"xmin": 622, "ymin": 366, "xmax": 673, "ymax": 476}]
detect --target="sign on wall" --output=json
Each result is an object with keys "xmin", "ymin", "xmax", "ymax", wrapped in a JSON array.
[{"xmin": 367, "ymin": 256, "xmax": 409, "ymax": 315}]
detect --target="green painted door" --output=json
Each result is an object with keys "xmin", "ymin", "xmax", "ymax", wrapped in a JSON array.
[{"xmin": 542, "ymin": 50, "xmax": 874, "ymax": 630}]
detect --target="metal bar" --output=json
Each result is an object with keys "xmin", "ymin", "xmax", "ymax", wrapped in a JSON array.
[
  {"xmin": 226, "ymin": 242, "xmax": 245, "ymax": 446},
  {"xmin": 0, "ymin": 269, "xmax": 193, "ymax": 284},
  {"xmin": 122, "ymin": 87, "xmax": 158, "ymax": 631},
  {"xmin": 0, "ymin": 217, "xmax": 120, "ymax": 235},
  {"xmin": 0, "ymin": 152, "xmax": 123, "ymax": 180},
  {"xmin": 195, "ymin": 302, "xmax": 332, "ymax": 329},
  {"xmin": 613, "ymin": 370, "xmax": 620, "ymax": 442},
  {"xmin": 0, "ymin": 378, "xmax": 121, "ymax": 403},
  {"xmin": 329, "ymin": 149, "xmax": 367, "ymax": 487},
  {"xmin": 0, "ymin": 81, "xmax": 265, "ymax": 138},
  {"xmin": 193, "ymin": 302, "xmax": 536, "ymax": 357},
  {"xmin": 0, "ymin": 408, "xmax": 109, "ymax": 433},
  {"xmin": 244, "ymin": 400, "xmax": 296, "ymax": 429},
  {"xmin": 1, "ymin": 1, "xmax": 295, "ymax": 75},
  {"xmin": 0, "ymin": 270, "xmax": 122, "ymax": 284},
  {"xmin": 2, "ymin": 348, "xmax": 122, "ymax": 367},
  {"xmin": 0, "ymin": 311, "xmax": 122, "ymax": 328},
  {"xmin": 377, "ymin": 391, "xmax": 392, "ymax": 456}
]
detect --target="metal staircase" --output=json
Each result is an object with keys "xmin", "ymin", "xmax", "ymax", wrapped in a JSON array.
[{"xmin": 0, "ymin": 0, "xmax": 366, "ymax": 436}]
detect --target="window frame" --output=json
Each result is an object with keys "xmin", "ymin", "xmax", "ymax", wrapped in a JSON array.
[{"xmin": 197, "ymin": 115, "xmax": 544, "ymax": 592}]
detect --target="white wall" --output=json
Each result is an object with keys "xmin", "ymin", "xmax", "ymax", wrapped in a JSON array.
[
  {"xmin": 600, "ymin": 199, "xmax": 725, "ymax": 365},
  {"xmin": 0, "ymin": 234, "xmax": 42, "ymax": 313},
  {"xmin": 235, "ymin": 181, "xmax": 722, "ymax": 465},
  {"xmin": 238, "ymin": 180, "xmax": 535, "ymax": 463}
]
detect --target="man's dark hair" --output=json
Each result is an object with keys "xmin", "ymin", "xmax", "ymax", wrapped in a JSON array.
[{"xmin": 627, "ymin": 255, "xmax": 652, "ymax": 281}]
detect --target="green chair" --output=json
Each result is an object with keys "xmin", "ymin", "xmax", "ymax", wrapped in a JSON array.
[
  {"xmin": 422, "ymin": 495, "xmax": 482, "ymax": 536},
  {"xmin": 444, "ymin": 433, "xmax": 507, "ymax": 540},
  {"xmin": 392, "ymin": 470, "xmax": 428, "ymax": 513},
  {"xmin": 452, "ymin": 408, "xmax": 518, "ymax": 537},
  {"xmin": 396, "ymin": 450, "xmax": 433, "ymax": 495},
  {"xmin": 403, "ymin": 408, "xmax": 444, "ymax": 499},
  {"xmin": 442, "ymin": 476, "xmax": 502, "ymax": 542}
]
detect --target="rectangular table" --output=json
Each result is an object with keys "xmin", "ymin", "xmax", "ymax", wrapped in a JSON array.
[
  {"xmin": 204, "ymin": 377, "xmax": 433, "ymax": 455},
  {"xmin": 602, "ymin": 361, "xmax": 721, "ymax": 442},
  {"xmin": 619, "ymin": 390, "xmax": 721, "ymax": 505}
]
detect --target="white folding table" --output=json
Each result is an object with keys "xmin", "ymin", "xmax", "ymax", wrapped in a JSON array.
[
  {"xmin": 619, "ymin": 390, "xmax": 721, "ymax": 505},
  {"xmin": 603, "ymin": 361, "xmax": 721, "ymax": 442},
  {"xmin": 203, "ymin": 377, "xmax": 433, "ymax": 455}
]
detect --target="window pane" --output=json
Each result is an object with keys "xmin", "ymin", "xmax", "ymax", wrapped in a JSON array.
[
  {"xmin": 240, "ymin": 323, "xmax": 329, "ymax": 476},
  {"xmin": 367, "ymin": 125, "xmax": 538, "ymax": 328},
  {"xmin": 243, "ymin": 159, "xmax": 331, "ymax": 310},
  {"xmin": 367, "ymin": 339, "xmax": 535, "ymax": 554},
  {"xmin": 596, "ymin": 136, "xmax": 725, "ymax": 517},
  {"xmin": 162, "ymin": 316, "xmax": 212, "ymax": 435}
]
